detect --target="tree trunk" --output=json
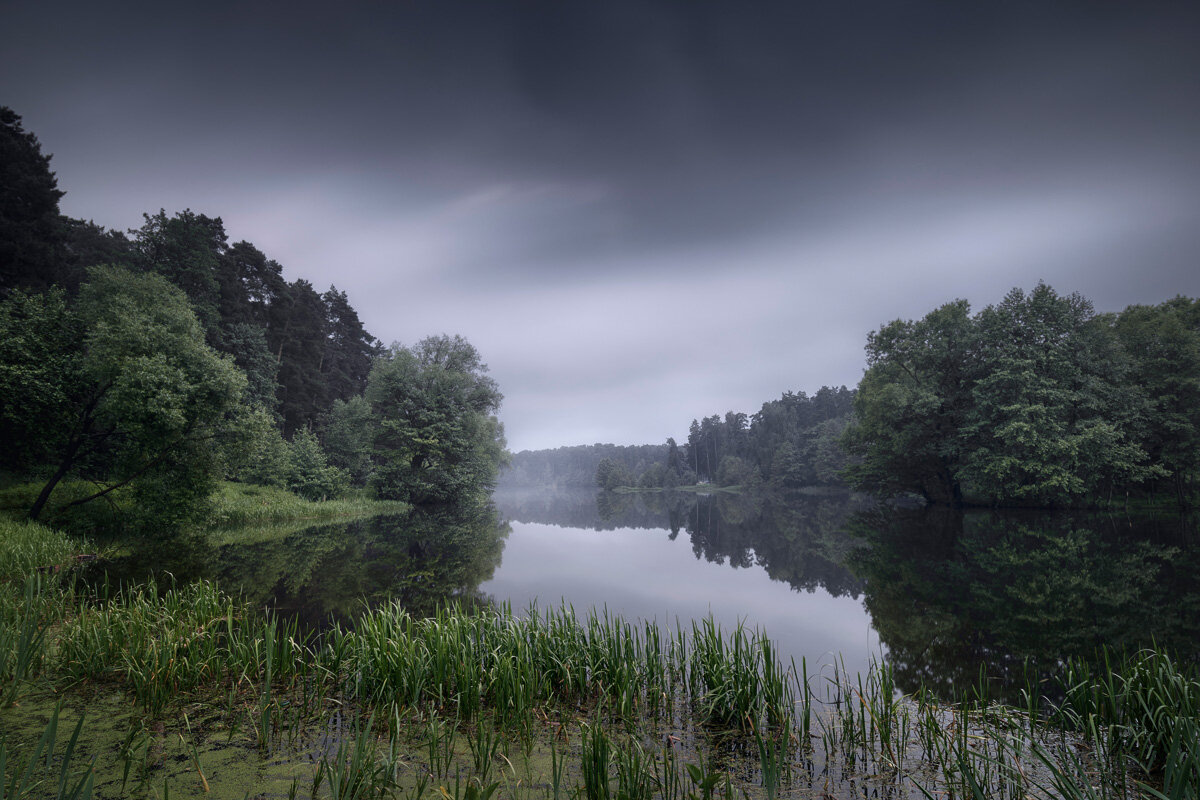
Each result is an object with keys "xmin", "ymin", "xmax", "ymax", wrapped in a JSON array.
[{"xmin": 28, "ymin": 434, "xmax": 85, "ymax": 521}]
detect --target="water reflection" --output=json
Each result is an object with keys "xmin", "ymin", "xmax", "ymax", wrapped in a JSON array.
[
  {"xmin": 89, "ymin": 503, "xmax": 511, "ymax": 628},
  {"xmin": 88, "ymin": 488, "xmax": 1200, "ymax": 700},
  {"xmin": 495, "ymin": 488, "xmax": 869, "ymax": 597},
  {"xmin": 847, "ymin": 506, "xmax": 1200, "ymax": 700},
  {"xmin": 488, "ymin": 488, "xmax": 881, "ymax": 677}
]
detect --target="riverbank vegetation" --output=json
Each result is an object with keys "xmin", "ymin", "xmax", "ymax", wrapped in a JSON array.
[
  {"xmin": 844, "ymin": 284, "xmax": 1200, "ymax": 508},
  {"xmin": 1, "ymin": 106, "xmax": 506, "ymax": 531},
  {"xmin": 2, "ymin": 519, "xmax": 1198, "ymax": 798},
  {"xmin": 563, "ymin": 284, "xmax": 1198, "ymax": 510}
]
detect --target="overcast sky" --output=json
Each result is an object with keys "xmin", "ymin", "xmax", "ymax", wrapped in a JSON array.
[{"xmin": 5, "ymin": 1, "xmax": 1200, "ymax": 451}]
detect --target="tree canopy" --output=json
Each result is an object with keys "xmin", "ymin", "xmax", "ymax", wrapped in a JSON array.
[
  {"xmin": 3, "ymin": 267, "xmax": 249, "ymax": 526},
  {"xmin": 367, "ymin": 335, "xmax": 506, "ymax": 504},
  {"xmin": 843, "ymin": 283, "xmax": 1195, "ymax": 507}
]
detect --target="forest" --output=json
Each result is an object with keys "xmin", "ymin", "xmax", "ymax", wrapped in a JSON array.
[
  {"xmin": 537, "ymin": 283, "xmax": 1199, "ymax": 510},
  {"xmin": 843, "ymin": 284, "xmax": 1200, "ymax": 507},
  {"xmin": 0, "ymin": 106, "xmax": 506, "ymax": 529}
]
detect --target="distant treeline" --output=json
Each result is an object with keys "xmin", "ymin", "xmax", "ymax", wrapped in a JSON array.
[
  {"xmin": 502, "ymin": 386, "xmax": 854, "ymax": 492},
  {"xmin": 676, "ymin": 386, "xmax": 855, "ymax": 489},
  {"xmin": 499, "ymin": 444, "xmax": 669, "ymax": 490}
]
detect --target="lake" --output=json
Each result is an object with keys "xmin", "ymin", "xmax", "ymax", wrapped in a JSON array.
[{"xmin": 93, "ymin": 487, "xmax": 1200, "ymax": 700}]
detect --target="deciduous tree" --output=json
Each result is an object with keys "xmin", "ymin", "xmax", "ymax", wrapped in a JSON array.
[
  {"xmin": 367, "ymin": 335, "xmax": 505, "ymax": 504},
  {"xmin": 13, "ymin": 267, "xmax": 248, "ymax": 527}
]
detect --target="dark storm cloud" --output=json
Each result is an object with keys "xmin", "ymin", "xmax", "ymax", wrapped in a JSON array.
[{"xmin": 5, "ymin": 1, "xmax": 1200, "ymax": 449}]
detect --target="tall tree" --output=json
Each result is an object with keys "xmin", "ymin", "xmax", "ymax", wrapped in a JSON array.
[
  {"xmin": 322, "ymin": 286, "xmax": 378, "ymax": 404},
  {"xmin": 959, "ymin": 285, "xmax": 1154, "ymax": 505},
  {"xmin": 267, "ymin": 278, "xmax": 329, "ymax": 437},
  {"xmin": 59, "ymin": 218, "xmax": 134, "ymax": 292},
  {"xmin": 217, "ymin": 240, "xmax": 285, "ymax": 329},
  {"xmin": 367, "ymin": 335, "xmax": 505, "ymax": 504},
  {"xmin": 0, "ymin": 288, "xmax": 79, "ymax": 472},
  {"xmin": 0, "ymin": 106, "xmax": 65, "ymax": 293},
  {"xmin": 133, "ymin": 209, "xmax": 227, "ymax": 340},
  {"xmin": 842, "ymin": 299, "xmax": 975, "ymax": 504},
  {"xmin": 8, "ymin": 267, "xmax": 248, "ymax": 527},
  {"xmin": 1112, "ymin": 297, "xmax": 1200, "ymax": 502}
]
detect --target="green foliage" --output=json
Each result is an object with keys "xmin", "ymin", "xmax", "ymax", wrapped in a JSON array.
[
  {"xmin": 266, "ymin": 278, "xmax": 331, "ymax": 438},
  {"xmin": 367, "ymin": 335, "xmax": 505, "ymax": 504},
  {"xmin": 282, "ymin": 430, "xmax": 348, "ymax": 501},
  {"xmin": 0, "ymin": 518, "xmax": 81, "ymax": 583},
  {"xmin": 1113, "ymin": 297, "xmax": 1200, "ymax": 502},
  {"xmin": 843, "ymin": 284, "xmax": 1187, "ymax": 507},
  {"xmin": 0, "ymin": 289, "xmax": 79, "ymax": 472},
  {"xmin": 685, "ymin": 388, "xmax": 855, "ymax": 489},
  {"xmin": 204, "ymin": 481, "xmax": 406, "ymax": 528},
  {"xmin": 321, "ymin": 287, "xmax": 379, "ymax": 406},
  {"xmin": 842, "ymin": 299, "xmax": 974, "ymax": 504},
  {"xmin": 133, "ymin": 209, "xmax": 227, "ymax": 339},
  {"xmin": 322, "ymin": 395, "xmax": 376, "ymax": 486},
  {"xmin": 222, "ymin": 406, "xmax": 289, "ymax": 487},
  {"xmin": 8, "ymin": 267, "xmax": 250, "ymax": 530},
  {"xmin": 0, "ymin": 106, "xmax": 66, "ymax": 294},
  {"xmin": 960, "ymin": 285, "xmax": 1156, "ymax": 504},
  {"xmin": 218, "ymin": 321, "xmax": 279, "ymax": 413},
  {"xmin": 715, "ymin": 455, "xmax": 760, "ymax": 488},
  {"xmin": 596, "ymin": 458, "xmax": 634, "ymax": 490}
]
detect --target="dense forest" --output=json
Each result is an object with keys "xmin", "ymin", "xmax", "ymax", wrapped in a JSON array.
[
  {"xmin": 0, "ymin": 106, "xmax": 506, "ymax": 528},
  {"xmin": 844, "ymin": 284, "xmax": 1200, "ymax": 507},
  {"xmin": 502, "ymin": 386, "xmax": 855, "ymax": 492}
]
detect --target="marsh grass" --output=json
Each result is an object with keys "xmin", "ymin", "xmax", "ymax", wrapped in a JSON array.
[
  {"xmin": 0, "ymin": 519, "xmax": 85, "ymax": 584},
  {"xmin": 2, "ymin": 520, "xmax": 1198, "ymax": 798},
  {"xmin": 206, "ymin": 482, "xmax": 408, "ymax": 528},
  {"xmin": 0, "ymin": 704, "xmax": 94, "ymax": 800}
]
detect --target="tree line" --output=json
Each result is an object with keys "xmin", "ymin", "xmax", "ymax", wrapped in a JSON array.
[
  {"xmin": 0, "ymin": 106, "xmax": 505, "ymax": 528},
  {"xmin": 500, "ymin": 444, "xmax": 669, "ymax": 490},
  {"xmin": 585, "ymin": 387, "xmax": 856, "ymax": 491},
  {"xmin": 587, "ymin": 282, "xmax": 1198, "ymax": 508},
  {"xmin": 843, "ymin": 283, "xmax": 1200, "ymax": 507}
]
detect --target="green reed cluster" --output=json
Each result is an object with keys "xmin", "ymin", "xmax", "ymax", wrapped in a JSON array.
[{"xmin": 0, "ymin": 518, "xmax": 1197, "ymax": 799}]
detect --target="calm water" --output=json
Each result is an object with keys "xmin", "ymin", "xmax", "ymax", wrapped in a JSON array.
[
  {"xmin": 93, "ymin": 487, "xmax": 1200, "ymax": 700},
  {"xmin": 484, "ymin": 489, "xmax": 881, "ymax": 681}
]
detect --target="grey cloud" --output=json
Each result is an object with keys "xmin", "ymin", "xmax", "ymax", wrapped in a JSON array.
[{"xmin": 5, "ymin": 1, "xmax": 1200, "ymax": 451}]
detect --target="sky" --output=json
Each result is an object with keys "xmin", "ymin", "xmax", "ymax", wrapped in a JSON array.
[{"xmin": 5, "ymin": 1, "xmax": 1200, "ymax": 451}]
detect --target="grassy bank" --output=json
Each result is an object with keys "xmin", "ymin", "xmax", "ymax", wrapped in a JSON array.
[
  {"xmin": 205, "ymin": 482, "xmax": 408, "ymax": 528},
  {"xmin": 0, "ymin": 479, "xmax": 408, "ymax": 534},
  {"xmin": 0, "ymin": 519, "xmax": 1197, "ymax": 798}
]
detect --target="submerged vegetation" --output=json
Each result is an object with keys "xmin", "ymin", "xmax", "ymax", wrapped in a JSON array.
[{"xmin": 1, "ymin": 519, "xmax": 1198, "ymax": 798}]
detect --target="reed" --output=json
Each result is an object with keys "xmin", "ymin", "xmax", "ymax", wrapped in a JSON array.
[
  {"xmin": 580, "ymin": 722, "xmax": 612, "ymax": 800},
  {"xmin": 466, "ymin": 718, "xmax": 502, "ymax": 783},
  {"xmin": 4, "ymin": 515, "xmax": 1196, "ymax": 800},
  {"xmin": 613, "ymin": 736, "xmax": 656, "ymax": 800},
  {"xmin": 0, "ymin": 704, "xmax": 94, "ymax": 800},
  {"xmin": 0, "ymin": 519, "xmax": 84, "ymax": 584},
  {"xmin": 312, "ymin": 714, "xmax": 399, "ymax": 800},
  {"xmin": 0, "ymin": 578, "xmax": 50, "ymax": 706}
]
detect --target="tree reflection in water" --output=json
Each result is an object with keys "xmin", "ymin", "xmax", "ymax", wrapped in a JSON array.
[
  {"xmin": 86, "ymin": 501, "xmax": 511, "ymax": 630},
  {"xmin": 847, "ymin": 506, "xmax": 1200, "ymax": 702}
]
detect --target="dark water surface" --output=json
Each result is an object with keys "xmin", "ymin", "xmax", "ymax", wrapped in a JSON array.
[{"xmin": 93, "ymin": 488, "xmax": 1200, "ymax": 700}]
